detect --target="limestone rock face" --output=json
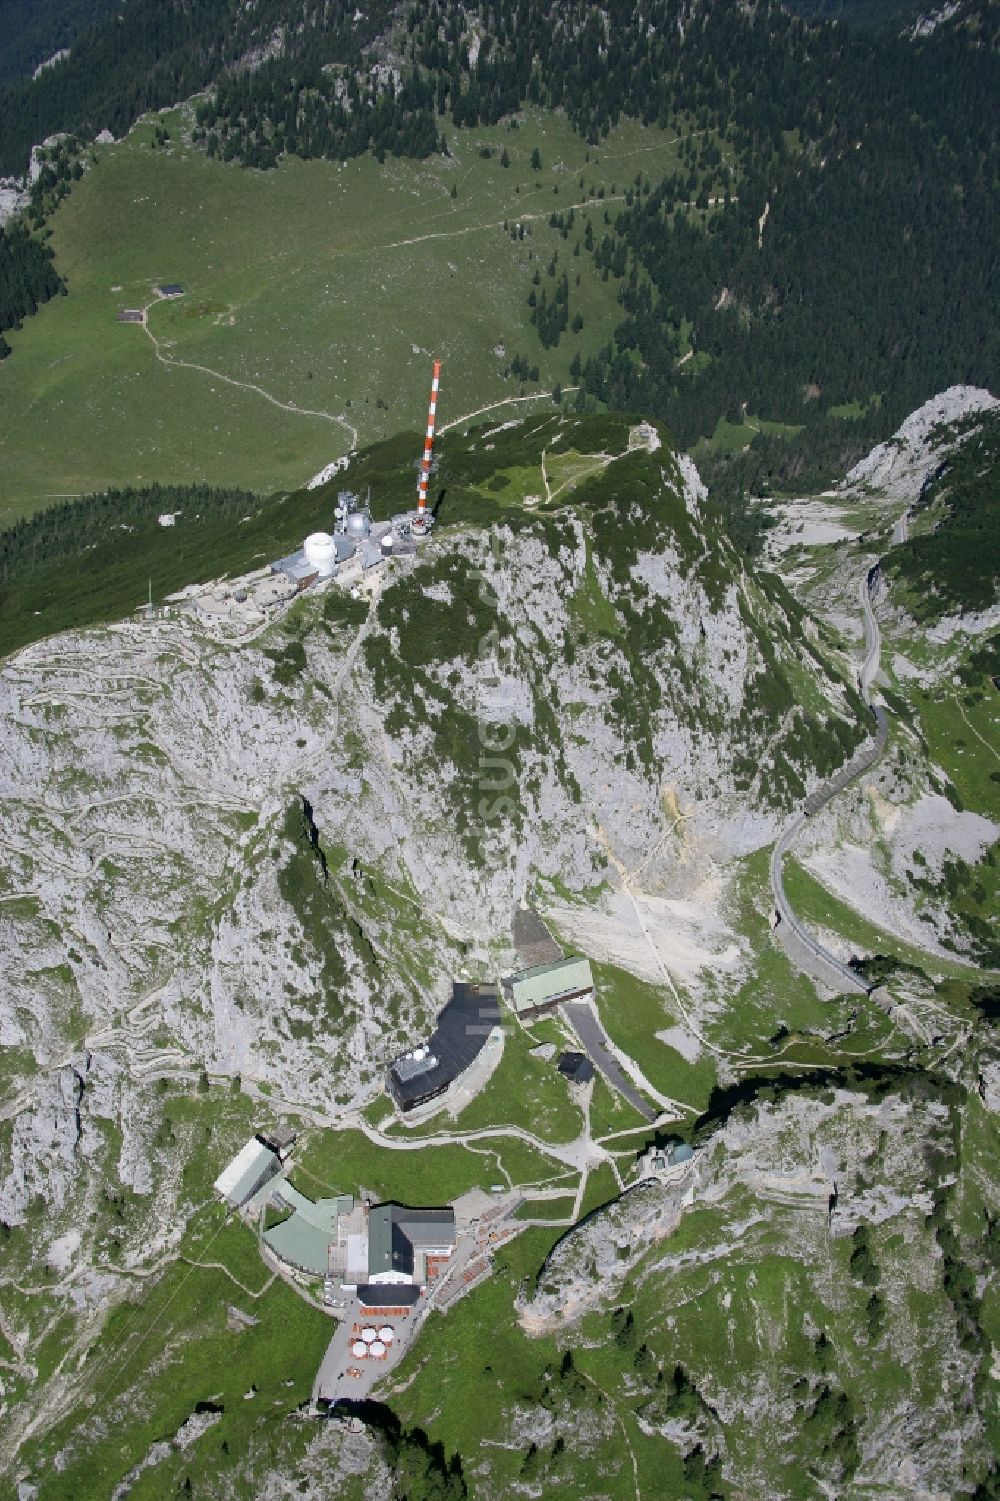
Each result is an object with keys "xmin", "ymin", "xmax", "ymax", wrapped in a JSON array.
[
  {"xmin": 2, "ymin": 400, "xmax": 993, "ymax": 1495},
  {"xmin": 841, "ymin": 385, "xmax": 998, "ymax": 502},
  {"xmin": 0, "ymin": 431, "xmax": 862, "ymax": 1189}
]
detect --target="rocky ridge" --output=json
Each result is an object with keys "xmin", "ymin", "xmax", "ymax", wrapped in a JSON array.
[
  {"xmin": 0, "ymin": 425, "xmax": 865, "ymax": 1223},
  {"xmin": 1, "ymin": 402, "xmax": 996, "ymax": 1494},
  {"xmin": 515, "ymin": 1083, "xmax": 986, "ymax": 1499},
  {"xmin": 841, "ymin": 384, "xmax": 998, "ymax": 504}
]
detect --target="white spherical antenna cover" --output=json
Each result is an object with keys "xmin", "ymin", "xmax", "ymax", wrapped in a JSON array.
[{"xmin": 304, "ymin": 532, "xmax": 336, "ymax": 573}]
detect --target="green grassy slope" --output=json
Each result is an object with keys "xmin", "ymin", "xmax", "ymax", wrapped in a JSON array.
[
  {"xmin": 19, "ymin": 1205, "xmax": 332, "ymax": 1501},
  {"xmin": 0, "ymin": 106, "xmax": 690, "ymax": 526}
]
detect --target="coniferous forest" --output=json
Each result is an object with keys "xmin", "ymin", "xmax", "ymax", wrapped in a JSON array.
[
  {"xmin": 0, "ymin": 224, "xmax": 65, "ymax": 360},
  {"xmin": 0, "ymin": 0, "xmax": 120, "ymax": 87}
]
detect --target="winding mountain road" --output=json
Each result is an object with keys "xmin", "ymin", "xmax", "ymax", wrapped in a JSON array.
[{"xmin": 769, "ymin": 558, "xmax": 894, "ymax": 995}]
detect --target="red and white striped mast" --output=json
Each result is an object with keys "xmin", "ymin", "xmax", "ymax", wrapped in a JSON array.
[{"xmin": 412, "ymin": 358, "xmax": 441, "ymax": 536}]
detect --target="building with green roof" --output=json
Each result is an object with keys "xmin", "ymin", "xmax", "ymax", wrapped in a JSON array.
[
  {"xmin": 262, "ymin": 1189, "xmax": 354, "ymax": 1276},
  {"xmin": 508, "ymin": 956, "xmax": 594, "ymax": 1019},
  {"xmin": 264, "ymin": 1215, "xmax": 334, "ymax": 1276}
]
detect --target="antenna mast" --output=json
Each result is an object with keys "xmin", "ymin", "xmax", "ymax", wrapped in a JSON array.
[{"xmin": 412, "ymin": 359, "xmax": 441, "ymax": 537}]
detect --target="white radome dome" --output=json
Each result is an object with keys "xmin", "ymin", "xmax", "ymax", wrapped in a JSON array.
[{"xmin": 303, "ymin": 531, "xmax": 336, "ymax": 575}]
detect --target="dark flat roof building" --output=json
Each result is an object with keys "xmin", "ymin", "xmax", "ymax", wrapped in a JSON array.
[
  {"xmin": 357, "ymin": 1283, "xmax": 421, "ymax": 1311},
  {"xmin": 158, "ymin": 283, "xmax": 184, "ymax": 296},
  {"xmin": 388, "ymin": 982, "xmax": 500, "ymax": 1111},
  {"xmin": 558, "ymin": 1051, "xmax": 594, "ymax": 1086}
]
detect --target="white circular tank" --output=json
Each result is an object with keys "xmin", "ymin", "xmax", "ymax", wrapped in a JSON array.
[
  {"xmin": 346, "ymin": 511, "xmax": 370, "ymax": 539},
  {"xmin": 352, "ymin": 1340, "xmax": 367, "ymax": 1358},
  {"xmin": 303, "ymin": 531, "xmax": 337, "ymax": 576},
  {"xmin": 371, "ymin": 1340, "xmax": 386, "ymax": 1357},
  {"xmin": 381, "ymin": 532, "xmax": 394, "ymax": 556},
  {"xmin": 379, "ymin": 1326, "xmax": 394, "ymax": 1343}
]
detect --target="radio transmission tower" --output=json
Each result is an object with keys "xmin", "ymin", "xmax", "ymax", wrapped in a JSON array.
[{"xmin": 412, "ymin": 359, "xmax": 442, "ymax": 537}]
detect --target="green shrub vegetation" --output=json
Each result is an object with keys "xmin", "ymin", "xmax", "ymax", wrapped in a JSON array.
[
  {"xmin": 908, "ymin": 843, "xmax": 1000, "ymax": 969},
  {"xmin": 275, "ymin": 797, "xmax": 399, "ymax": 1030},
  {"xmin": 322, "ymin": 588, "xmax": 368, "ymax": 631},
  {"xmin": 0, "ymin": 413, "xmax": 644, "ymax": 661},
  {"xmin": 0, "ymin": 480, "xmax": 307, "ymax": 658}
]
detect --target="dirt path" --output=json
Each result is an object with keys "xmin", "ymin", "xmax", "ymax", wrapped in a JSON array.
[
  {"xmin": 141, "ymin": 302, "xmax": 358, "ymax": 448},
  {"xmin": 589, "ymin": 812, "xmax": 769, "ymax": 1066},
  {"xmin": 179, "ymin": 1258, "xmax": 276, "ymax": 1299},
  {"xmin": 439, "ymin": 386, "xmax": 579, "ymax": 435},
  {"xmin": 954, "ymin": 693, "xmax": 1000, "ymax": 764},
  {"xmin": 363, "ymin": 194, "xmax": 625, "ymax": 258},
  {"xmin": 356, "ymin": 1116, "xmax": 585, "ymax": 1172},
  {"xmin": 132, "ymin": 183, "xmax": 623, "ymax": 457}
]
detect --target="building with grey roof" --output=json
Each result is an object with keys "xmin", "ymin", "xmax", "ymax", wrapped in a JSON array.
[
  {"xmin": 367, "ymin": 1204, "xmax": 456, "ymax": 1285},
  {"xmin": 270, "ymin": 551, "xmax": 319, "ymax": 590},
  {"xmin": 260, "ymin": 1124, "xmax": 297, "ymax": 1159},
  {"xmin": 508, "ymin": 956, "xmax": 594, "ymax": 1019},
  {"xmin": 512, "ymin": 906, "xmax": 563, "ymax": 968},
  {"xmin": 639, "ymin": 1140, "xmax": 695, "ymax": 1180}
]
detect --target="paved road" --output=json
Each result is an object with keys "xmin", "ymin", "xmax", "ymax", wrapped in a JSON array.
[
  {"xmin": 563, "ymin": 1002, "xmax": 659, "ymax": 1122},
  {"xmin": 859, "ymin": 568, "xmax": 881, "ymax": 696},
  {"xmin": 769, "ymin": 561, "xmax": 893, "ymax": 996}
]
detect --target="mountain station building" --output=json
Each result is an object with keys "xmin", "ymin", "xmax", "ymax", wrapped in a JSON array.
[{"xmin": 388, "ymin": 981, "xmax": 501, "ymax": 1111}]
